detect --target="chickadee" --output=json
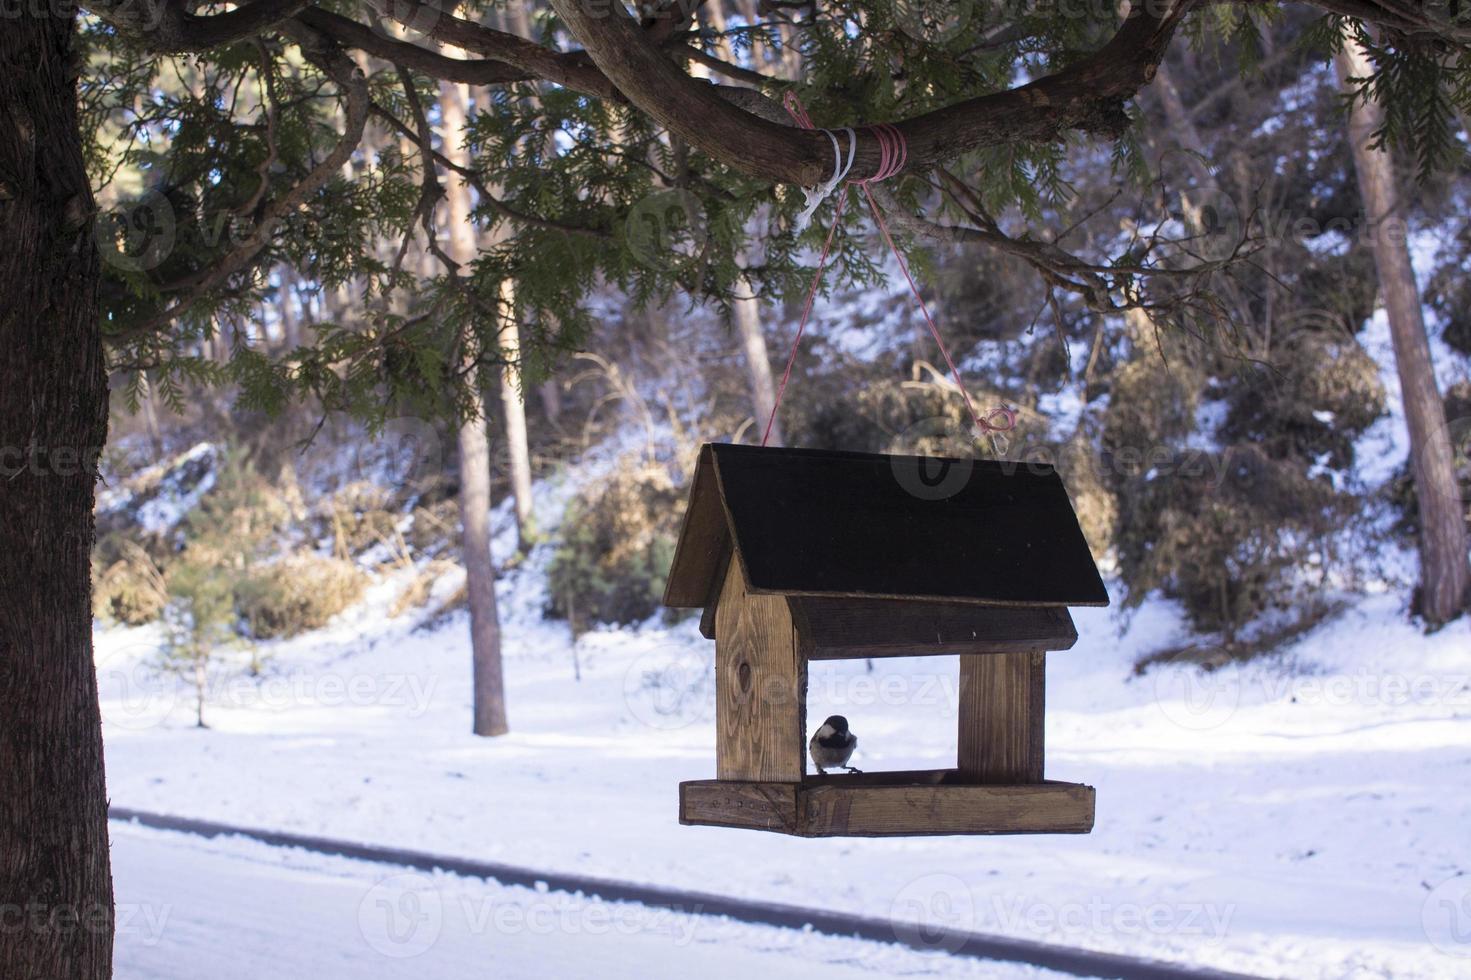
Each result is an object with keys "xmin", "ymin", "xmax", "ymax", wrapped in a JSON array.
[{"xmin": 810, "ymin": 715, "xmax": 861, "ymax": 775}]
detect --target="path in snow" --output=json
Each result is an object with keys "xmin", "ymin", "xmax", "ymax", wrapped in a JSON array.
[{"xmin": 109, "ymin": 823, "xmax": 1061, "ymax": 980}]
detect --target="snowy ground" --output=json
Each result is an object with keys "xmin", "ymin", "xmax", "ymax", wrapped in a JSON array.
[
  {"xmin": 110, "ymin": 823, "xmax": 1060, "ymax": 979},
  {"xmin": 96, "ymin": 479, "xmax": 1471, "ymax": 980}
]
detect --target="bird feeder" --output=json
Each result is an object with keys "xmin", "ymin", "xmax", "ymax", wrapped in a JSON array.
[{"xmin": 663, "ymin": 443, "xmax": 1109, "ymax": 837}]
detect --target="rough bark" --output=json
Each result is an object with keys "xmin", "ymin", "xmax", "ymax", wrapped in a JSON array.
[
  {"xmin": 441, "ymin": 78, "xmax": 510, "ymax": 735},
  {"xmin": 1338, "ymin": 37, "xmax": 1470, "ymax": 624},
  {"xmin": 0, "ymin": 6, "xmax": 116, "ymax": 979},
  {"xmin": 733, "ymin": 275, "xmax": 783, "ymax": 446}
]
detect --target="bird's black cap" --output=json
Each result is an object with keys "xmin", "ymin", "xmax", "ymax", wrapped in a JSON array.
[{"xmin": 822, "ymin": 715, "xmax": 849, "ymax": 732}]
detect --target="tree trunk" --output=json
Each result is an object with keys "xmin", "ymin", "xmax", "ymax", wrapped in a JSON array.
[
  {"xmin": 278, "ymin": 266, "xmax": 300, "ymax": 349},
  {"xmin": 733, "ymin": 274, "xmax": 783, "ymax": 445},
  {"xmin": 539, "ymin": 378, "xmax": 563, "ymax": 427},
  {"xmin": 465, "ymin": 33, "xmax": 535, "ymax": 548},
  {"xmin": 1153, "ymin": 60, "xmax": 1217, "ymax": 189},
  {"xmin": 496, "ymin": 279, "xmax": 535, "ymax": 548},
  {"xmin": 440, "ymin": 78, "xmax": 510, "ymax": 735},
  {"xmin": 1338, "ymin": 37, "xmax": 1470, "ymax": 625},
  {"xmin": 0, "ymin": 7, "xmax": 115, "ymax": 979}
]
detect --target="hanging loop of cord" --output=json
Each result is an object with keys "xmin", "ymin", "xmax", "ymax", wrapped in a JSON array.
[{"xmin": 762, "ymin": 95, "xmax": 1018, "ymax": 454}]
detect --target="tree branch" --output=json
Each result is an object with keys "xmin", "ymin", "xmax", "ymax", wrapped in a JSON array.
[
  {"xmin": 110, "ymin": 25, "xmax": 371, "ymax": 339},
  {"xmin": 86, "ymin": 0, "xmax": 312, "ymax": 50},
  {"xmin": 294, "ymin": 8, "xmax": 531, "ymax": 86},
  {"xmin": 370, "ymin": 0, "xmax": 620, "ymax": 98},
  {"xmin": 549, "ymin": 0, "xmax": 1201, "ymax": 184}
]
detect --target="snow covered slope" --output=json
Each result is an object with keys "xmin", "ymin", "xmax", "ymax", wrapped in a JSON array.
[{"xmin": 96, "ymin": 475, "xmax": 1471, "ymax": 980}]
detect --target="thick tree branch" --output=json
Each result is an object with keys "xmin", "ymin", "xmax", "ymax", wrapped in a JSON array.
[
  {"xmin": 294, "ymin": 8, "xmax": 531, "ymax": 86},
  {"xmin": 550, "ymin": 0, "xmax": 1200, "ymax": 184},
  {"xmin": 371, "ymin": 0, "xmax": 619, "ymax": 98},
  {"xmin": 87, "ymin": 0, "xmax": 312, "ymax": 50},
  {"xmin": 176, "ymin": 0, "xmax": 313, "ymax": 48}
]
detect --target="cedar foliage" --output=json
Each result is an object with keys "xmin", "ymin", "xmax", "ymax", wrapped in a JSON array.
[{"xmin": 80, "ymin": 2, "xmax": 1471, "ymax": 643}]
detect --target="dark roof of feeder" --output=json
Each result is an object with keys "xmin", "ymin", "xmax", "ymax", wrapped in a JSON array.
[{"xmin": 663, "ymin": 443, "xmax": 1109, "ymax": 610}]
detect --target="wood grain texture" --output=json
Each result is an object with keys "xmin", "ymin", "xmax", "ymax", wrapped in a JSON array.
[
  {"xmin": 793, "ymin": 599, "xmax": 1076, "ymax": 659},
  {"xmin": 802, "ymin": 780, "xmax": 1092, "ymax": 836},
  {"xmin": 679, "ymin": 780, "xmax": 800, "ymax": 833},
  {"xmin": 714, "ymin": 557, "xmax": 806, "ymax": 782},
  {"xmin": 697, "ymin": 535, "xmax": 731, "ymax": 640},
  {"xmin": 958, "ymin": 652, "xmax": 1045, "ymax": 783},
  {"xmin": 662, "ymin": 445, "xmax": 730, "ymax": 608},
  {"xmin": 679, "ymin": 777, "xmax": 1094, "ymax": 837}
]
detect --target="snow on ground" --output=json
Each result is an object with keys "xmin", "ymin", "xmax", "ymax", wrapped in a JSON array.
[
  {"xmin": 96, "ymin": 470, "xmax": 1471, "ymax": 980},
  {"xmin": 110, "ymin": 823, "xmax": 1060, "ymax": 980}
]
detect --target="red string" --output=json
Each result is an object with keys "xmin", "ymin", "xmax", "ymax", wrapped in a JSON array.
[
  {"xmin": 760, "ymin": 189, "xmax": 849, "ymax": 448},
  {"xmin": 762, "ymin": 96, "xmax": 1016, "ymax": 448}
]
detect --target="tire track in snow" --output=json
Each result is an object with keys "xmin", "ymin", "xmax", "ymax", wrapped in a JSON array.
[{"xmin": 109, "ymin": 807, "xmax": 1267, "ymax": 980}]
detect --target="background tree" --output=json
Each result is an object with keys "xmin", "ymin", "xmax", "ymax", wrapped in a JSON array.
[{"xmin": 1338, "ymin": 28, "xmax": 1471, "ymax": 624}]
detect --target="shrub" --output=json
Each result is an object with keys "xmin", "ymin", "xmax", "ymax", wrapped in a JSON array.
[
  {"xmin": 1114, "ymin": 445, "xmax": 1355, "ymax": 639},
  {"xmin": 1219, "ymin": 331, "xmax": 1385, "ymax": 469},
  {"xmin": 784, "ymin": 371, "xmax": 1037, "ymax": 456},
  {"xmin": 406, "ymin": 499, "xmax": 460, "ymax": 557},
  {"xmin": 547, "ymin": 461, "xmax": 684, "ymax": 633},
  {"xmin": 319, "ymin": 482, "xmax": 401, "ymax": 557},
  {"xmin": 92, "ymin": 542, "xmax": 168, "ymax": 625},
  {"xmin": 161, "ymin": 558, "xmax": 253, "ymax": 727},
  {"xmin": 234, "ymin": 555, "xmax": 367, "ymax": 639},
  {"xmin": 1101, "ymin": 356, "xmax": 1199, "ymax": 460}
]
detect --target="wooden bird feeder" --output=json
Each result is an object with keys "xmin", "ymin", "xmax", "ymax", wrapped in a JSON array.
[{"xmin": 663, "ymin": 443, "xmax": 1109, "ymax": 837}]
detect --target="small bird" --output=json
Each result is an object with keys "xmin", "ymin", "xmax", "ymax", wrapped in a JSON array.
[{"xmin": 810, "ymin": 715, "xmax": 861, "ymax": 775}]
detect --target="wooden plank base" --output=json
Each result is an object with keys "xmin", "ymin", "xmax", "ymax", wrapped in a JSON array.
[{"xmin": 679, "ymin": 772, "xmax": 1094, "ymax": 837}]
